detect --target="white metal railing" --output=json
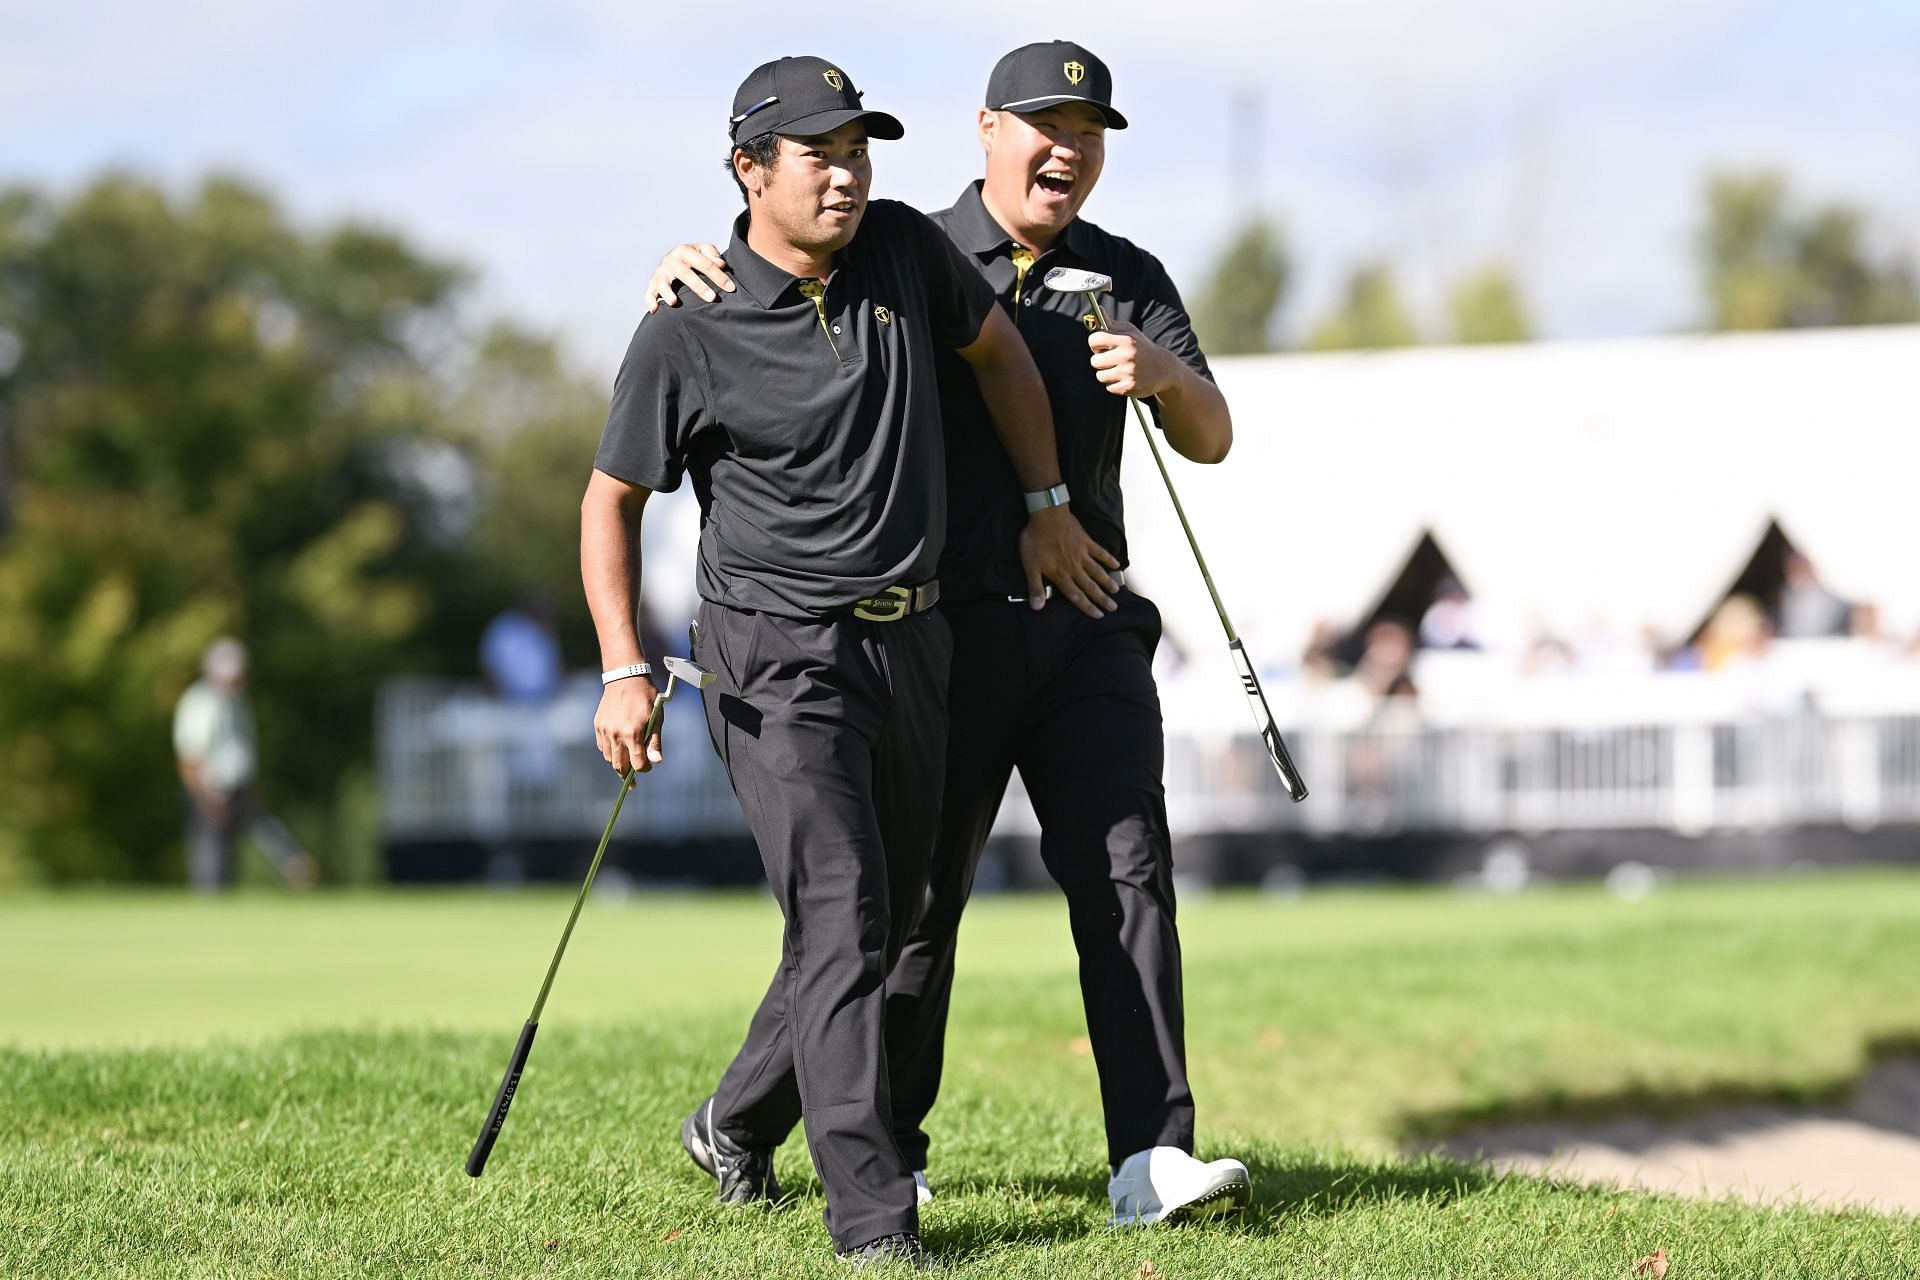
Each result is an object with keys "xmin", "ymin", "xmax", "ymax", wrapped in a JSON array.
[{"xmin": 376, "ymin": 675, "xmax": 1920, "ymax": 846}]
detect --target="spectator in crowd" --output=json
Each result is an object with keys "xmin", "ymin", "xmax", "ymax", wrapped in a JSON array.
[
  {"xmin": 173, "ymin": 638, "xmax": 314, "ymax": 891},
  {"xmin": 1418, "ymin": 577, "xmax": 1482, "ymax": 651},
  {"xmin": 1300, "ymin": 619, "xmax": 1350, "ymax": 683},
  {"xmin": 1700, "ymin": 594, "xmax": 1771, "ymax": 672},
  {"xmin": 480, "ymin": 596, "xmax": 564, "ymax": 702},
  {"xmin": 1522, "ymin": 627, "xmax": 1576, "ymax": 676},
  {"xmin": 1776, "ymin": 553, "xmax": 1851, "ymax": 639},
  {"xmin": 1357, "ymin": 619, "xmax": 1420, "ymax": 703}
]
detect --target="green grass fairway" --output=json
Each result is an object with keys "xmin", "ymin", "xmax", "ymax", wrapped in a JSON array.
[{"xmin": 4, "ymin": 872, "xmax": 1919, "ymax": 1277}]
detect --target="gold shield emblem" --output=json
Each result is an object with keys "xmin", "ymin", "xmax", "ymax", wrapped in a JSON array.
[
  {"xmin": 823, "ymin": 68, "xmax": 845, "ymax": 90},
  {"xmin": 1063, "ymin": 61, "xmax": 1086, "ymax": 86},
  {"xmin": 1082, "ymin": 313, "xmax": 1099, "ymax": 331},
  {"xmin": 874, "ymin": 305, "xmax": 892, "ymax": 326}
]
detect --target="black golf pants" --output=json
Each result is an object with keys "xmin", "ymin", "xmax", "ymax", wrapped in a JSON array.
[
  {"xmin": 710, "ymin": 589, "xmax": 1193, "ymax": 1175},
  {"xmin": 890, "ymin": 589, "xmax": 1193, "ymax": 1170},
  {"xmin": 695, "ymin": 599, "xmax": 951, "ymax": 1252}
]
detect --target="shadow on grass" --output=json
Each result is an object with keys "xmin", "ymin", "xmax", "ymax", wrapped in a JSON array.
[
  {"xmin": 923, "ymin": 1150, "xmax": 1505, "ymax": 1264},
  {"xmin": 1399, "ymin": 1032, "xmax": 1920, "ymax": 1147}
]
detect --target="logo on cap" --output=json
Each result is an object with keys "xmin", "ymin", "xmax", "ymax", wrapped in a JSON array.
[
  {"xmin": 823, "ymin": 68, "xmax": 844, "ymax": 90},
  {"xmin": 1063, "ymin": 61, "xmax": 1086, "ymax": 86}
]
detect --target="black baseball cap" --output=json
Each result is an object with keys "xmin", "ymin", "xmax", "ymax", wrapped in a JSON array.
[
  {"xmin": 984, "ymin": 40, "xmax": 1128, "ymax": 130},
  {"xmin": 729, "ymin": 56, "xmax": 905, "ymax": 146}
]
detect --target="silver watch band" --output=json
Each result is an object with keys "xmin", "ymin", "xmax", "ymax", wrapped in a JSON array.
[{"xmin": 1023, "ymin": 482, "xmax": 1070, "ymax": 513}]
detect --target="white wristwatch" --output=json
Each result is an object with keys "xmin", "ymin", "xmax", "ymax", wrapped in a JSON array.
[
  {"xmin": 1023, "ymin": 482, "xmax": 1070, "ymax": 513},
  {"xmin": 601, "ymin": 662, "xmax": 654, "ymax": 685}
]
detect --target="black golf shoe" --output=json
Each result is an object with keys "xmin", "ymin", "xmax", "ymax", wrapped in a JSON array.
[
  {"xmin": 837, "ymin": 1230, "xmax": 941, "ymax": 1270},
  {"xmin": 679, "ymin": 1097, "xmax": 782, "ymax": 1205}
]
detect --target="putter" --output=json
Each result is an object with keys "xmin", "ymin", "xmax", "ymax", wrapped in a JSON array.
[
  {"xmin": 464, "ymin": 655, "xmax": 718, "ymax": 1177},
  {"xmin": 1043, "ymin": 267, "xmax": 1308, "ymax": 803}
]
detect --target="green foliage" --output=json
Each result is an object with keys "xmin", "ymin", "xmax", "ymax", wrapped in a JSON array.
[
  {"xmin": 1190, "ymin": 216, "xmax": 1291, "ymax": 354},
  {"xmin": 1699, "ymin": 170, "xmax": 1920, "ymax": 330},
  {"xmin": 452, "ymin": 326, "xmax": 607, "ymax": 623},
  {"xmin": 0, "ymin": 174, "xmax": 606, "ymax": 882},
  {"xmin": 1448, "ymin": 264, "xmax": 1533, "ymax": 344},
  {"xmin": 1306, "ymin": 263, "xmax": 1419, "ymax": 351}
]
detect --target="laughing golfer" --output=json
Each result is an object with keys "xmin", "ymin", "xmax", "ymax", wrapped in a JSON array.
[{"xmin": 651, "ymin": 41, "xmax": 1251, "ymax": 1226}]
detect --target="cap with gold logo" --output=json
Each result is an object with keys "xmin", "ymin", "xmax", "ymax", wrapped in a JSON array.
[
  {"xmin": 729, "ymin": 56, "xmax": 906, "ymax": 146},
  {"xmin": 984, "ymin": 40, "xmax": 1127, "ymax": 129}
]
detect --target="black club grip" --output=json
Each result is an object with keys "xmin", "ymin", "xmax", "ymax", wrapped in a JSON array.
[{"xmin": 465, "ymin": 1020, "xmax": 538, "ymax": 1177}]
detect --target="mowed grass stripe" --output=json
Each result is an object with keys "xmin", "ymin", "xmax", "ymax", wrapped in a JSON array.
[
  {"xmin": 5, "ymin": 1026, "xmax": 1917, "ymax": 1278},
  {"xmin": 3, "ymin": 873, "xmax": 1918, "ymax": 1276}
]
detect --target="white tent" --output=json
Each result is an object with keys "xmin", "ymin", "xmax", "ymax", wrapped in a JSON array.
[
  {"xmin": 1121, "ymin": 325, "xmax": 1920, "ymax": 676},
  {"xmin": 639, "ymin": 325, "xmax": 1920, "ymax": 734}
]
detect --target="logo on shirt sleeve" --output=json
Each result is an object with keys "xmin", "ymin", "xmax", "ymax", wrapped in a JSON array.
[
  {"xmin": 873, "ymin": 305, "xmax": 892, "ymax": 325},
  {"xmin": 1082, "ymin": 313, "xmax": 1099, "ymax": 331}
]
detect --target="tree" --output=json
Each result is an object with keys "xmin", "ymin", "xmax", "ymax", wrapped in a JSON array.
[
  {"xmin": 1698, "ymin": 171, "xmax": 1920, "ymax": 330},
  {"xmin": 1448, "ymin": 265, "xmax": 1533, "ymax": 344},
  {"xmin": 1190, "ymin": 216, "xmax": 1291, "ymax": 355},
  {"xmin": 0, "ymin": 174, "xmax": 477, "ymax": 882},
  {"xmin": 1306, "ymin": 263, "xmax": 1418, "ymax": 351},
  {"xmin": 448, "ymin": 323, "xmax": 611, "ymax": 665}
]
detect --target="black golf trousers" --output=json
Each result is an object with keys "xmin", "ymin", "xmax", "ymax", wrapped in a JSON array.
[
  {"xmin": 890, "ymin": 590, "xmax": 1193, "ymax": 1170},
  {"xmin": 695, "ymin": 598, "xmax": 951, "ymax": 1252},
  {"xmin": 712, "ymin": 589, "xmax": 1194, "ymax": 1173}
]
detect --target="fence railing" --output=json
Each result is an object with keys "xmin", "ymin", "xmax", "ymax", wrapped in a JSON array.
[{"xmin": 376, "ymin": 676, "xmax": 1920, "ymax": 846}]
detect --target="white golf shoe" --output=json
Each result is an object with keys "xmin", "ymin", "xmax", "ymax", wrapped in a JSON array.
[
  {"xmin": 913, "ymin": 1169, "xmax": 933, "ymax": 1206},
  {"xmin": 1107, "ymin": 1146, "xmax": 1252, "ymax": 1226}
]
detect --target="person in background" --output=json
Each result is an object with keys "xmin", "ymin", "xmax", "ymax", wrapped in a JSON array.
[
  {"xmin": 479, "ymin": 595, "xmax": 565, "ymax": 703},
  {"xmin": 173, "ymin": 637, "xmax": 314, "ymax": 891},
  {"xmin": 1776, "ymin": 553, "xmax": 1851, "ymax": 639}
]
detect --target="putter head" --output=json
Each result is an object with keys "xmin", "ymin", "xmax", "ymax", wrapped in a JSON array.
[
  {"xmin": 1043, "ymin": 266, "xmax": 1113, "ymax": 296},
  {"xmin": 661, "ymin": 655, "xmax": 716, "ymax": 695}
]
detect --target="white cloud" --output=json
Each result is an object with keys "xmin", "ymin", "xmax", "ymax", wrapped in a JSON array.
[{"xmin": 6, "ymin": 0, "xmax": 1916, "ymax": 368}]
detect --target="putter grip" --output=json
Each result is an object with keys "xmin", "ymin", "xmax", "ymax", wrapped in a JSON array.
[
  {"xmin": 465, "ymin": 1020, "xmax": 538, "ymax": 1177},
  {"xmin": 1229, "ymin": 639, "xmax": 1310, "ymax": 803}
]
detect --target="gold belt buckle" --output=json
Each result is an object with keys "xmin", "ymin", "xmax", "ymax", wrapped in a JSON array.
[{"xmin": 852, "ymin": 584, "xmax": 911, "ymax": 622}]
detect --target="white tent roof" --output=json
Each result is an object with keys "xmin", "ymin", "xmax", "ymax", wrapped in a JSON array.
[
  {"xmin": 1120, "ymin": 325, "xmax": 1920, "ymax": 672},
  {"xmin": 639, "ymin": 324, "xmax": 1920, "ymax": 737}
]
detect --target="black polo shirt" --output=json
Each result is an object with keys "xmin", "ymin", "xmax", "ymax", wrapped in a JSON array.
[
  {"xmin": 930, "ymin": 181, "xmax": 1215, "ymax": 602},
  {"xmin": 595, "ymin": 200, "xmax": 995, "ymax": 619}
]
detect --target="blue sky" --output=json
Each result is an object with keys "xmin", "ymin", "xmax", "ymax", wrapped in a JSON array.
[{"xmin": 6, "ymin": 0, "xmax": 1916, "ymax": 372}]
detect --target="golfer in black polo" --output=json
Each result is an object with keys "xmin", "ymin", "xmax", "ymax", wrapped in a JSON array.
[
  {"xmin": 646, "ymin": 42, "xmax": 1253, "ymax": 1228},
  {"xmin": 582, "ymin": 56, "xmax": 1110, "ymax": 1269}
]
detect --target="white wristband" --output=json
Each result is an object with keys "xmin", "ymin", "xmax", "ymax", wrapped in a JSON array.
[
  {"xmin": 1024, "ymin": 482, "xmax": 1070, "ymax": 513},
  {"xmin": 601, "ymin": 662, "xmax": 653, "ymax": 685}
]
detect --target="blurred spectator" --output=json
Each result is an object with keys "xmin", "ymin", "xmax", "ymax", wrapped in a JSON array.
[
  {"xmin": 1344, "ymin": 620, "xmax": 1421, "ymax": 826},
  {"xmin": 475, "ymin": 598, "xmax": 571, "ymax": 881},
  {"xmin": 480, "ymin": 596, "xmax": 564, "ymax": 702},
  {"xmin": 1418, "ymin": 577, "xmax": 1482, "ymax": 650},
  {"xmin": 1776, "ymin": 553, "xmax": 1850, "ymax": 639},
  {"xmin": 1300, "ymin": 618, "xmax": 1350, "ymax": 683},
  {"xmin": 1522, "ymin": 628, "xmax": 1577, "ymax": 676},
  {"xmin": 1848, "ymin": 602, "xmax": 1883, "ymax": 644},
  {"xmin": 173, "ymin": 638, "xmax": 314, "ymax": 891},
  {"xmin": 1357, "ymin": 620, "xmax": 1419, "ymax": 702},
  {"xmin": 1700, "ymin": 594, "xmax": 1771, "ymax": 671}
]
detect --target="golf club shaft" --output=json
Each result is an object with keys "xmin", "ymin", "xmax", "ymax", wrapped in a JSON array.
[
  {"xmin": 465, "ymin": 690, "xmax": 669, "ymax": 1177},
  {"xmin": 1091, "ymin": 299, "xmax": 1308, "ymax": 803}
]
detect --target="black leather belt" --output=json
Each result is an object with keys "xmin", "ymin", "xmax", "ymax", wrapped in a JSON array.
[{"xmin": 851, "ymin": 580, "xmax": 940, "ymax": 622}]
